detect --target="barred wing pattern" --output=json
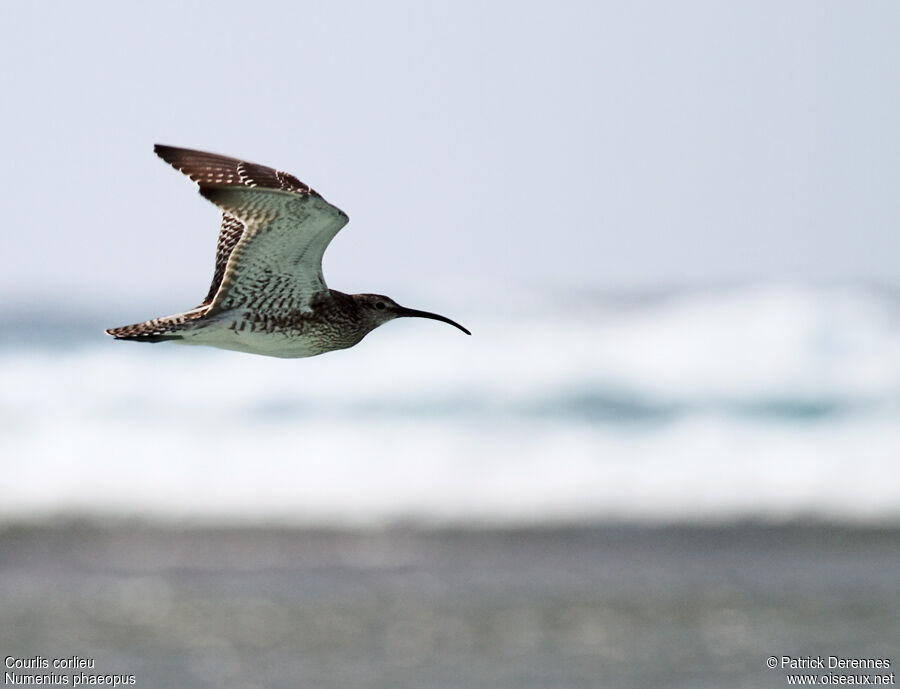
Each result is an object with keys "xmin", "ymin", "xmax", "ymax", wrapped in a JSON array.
[
  {"xmin": 198, "ymin": 186, "xmax": 349, "ymax": 314},
  {"xmin": 153, "ymin": 145, "xmax": 338, "ymax": 306},
  {"xmin": 202, "ymin": 213, "xmax": 244, "ymax": 304}
]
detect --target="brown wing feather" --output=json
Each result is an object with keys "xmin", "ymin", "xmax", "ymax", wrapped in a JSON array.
[
  {"xmin": 106, "ymin": 305, "xmax": 209, "ymax": 341},
  {"xmin": 202, "ymin": 213, "xmax": 244, "ymax": 304},
  {"xmin": 154, "ymin": 145, "xmax": 329, "ymax": 305},
  {"xmin": 153, "ymin": 144, "xmax": 322, "ymax": 196}
]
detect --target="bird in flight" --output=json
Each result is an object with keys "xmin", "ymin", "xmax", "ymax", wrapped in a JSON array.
[{"xmin": 107, "ymin": 145, "xmax": 470, "ymax": 358}]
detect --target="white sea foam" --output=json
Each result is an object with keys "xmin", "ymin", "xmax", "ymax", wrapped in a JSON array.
[{"xmin": 1, "ymin": 284, "xmax": 898, "ymax": 524}]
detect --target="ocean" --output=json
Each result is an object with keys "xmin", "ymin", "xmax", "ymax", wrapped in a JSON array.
[
  {"xmin": 1, "ymin": 283, "xmax": 898, "ymax": 525},
  {"xmin": 1, "ymin": 283, "xmax": 898, "ymax": 688}
]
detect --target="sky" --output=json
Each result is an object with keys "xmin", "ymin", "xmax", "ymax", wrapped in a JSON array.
[{"xmin": 1, "ymin": 1, "xmax": 898, "ymax": 311}]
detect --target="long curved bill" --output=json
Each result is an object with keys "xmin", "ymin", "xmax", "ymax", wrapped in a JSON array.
[{"xmin": 397, "ymin": 306, "xmax": 471, "ymax": 335}]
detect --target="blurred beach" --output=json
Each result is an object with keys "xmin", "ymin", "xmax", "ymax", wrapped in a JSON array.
[
  {"xmin": 1, "ymin": 522, "xmax": 898, "ymax": 689},
  {"xmin": 2, "ymin": 284, "xmax": 899, "ymax": 687},
  {"xmin": 2, "ymin": 1, "xmax": 899, "ymax": 684}
]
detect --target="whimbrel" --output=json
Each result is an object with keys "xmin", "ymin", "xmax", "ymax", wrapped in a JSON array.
[{"xmin": 107, "ymin": 145, "xmax": 470, "ymax": 358}]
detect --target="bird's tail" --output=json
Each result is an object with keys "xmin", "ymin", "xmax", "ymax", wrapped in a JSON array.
[{"xmin": 106, "ymin": 306, "xmax": 208, "ymax": 342}]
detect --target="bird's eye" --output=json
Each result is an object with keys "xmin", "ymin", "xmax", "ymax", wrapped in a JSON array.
[{"xmin": 375, "ymin": 301, "xmax": 386, "ymax": 310}]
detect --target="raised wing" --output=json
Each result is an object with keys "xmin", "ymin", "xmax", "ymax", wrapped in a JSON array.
[
  {"xmin": 198, "ymin": 186, "xmax": 349, "ymax": 314},
  {"xmin": 153, "ymin": 145, "xmax": 338, "ymax": 305},
  {"xmin": 154, "ymin": 144, "xmax": 322, "ymax": 195}
]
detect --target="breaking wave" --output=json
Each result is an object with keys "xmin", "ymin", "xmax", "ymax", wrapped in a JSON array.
[{"xmin": 2, "ymin": 284, "xmax": 898, "ymax": 524}]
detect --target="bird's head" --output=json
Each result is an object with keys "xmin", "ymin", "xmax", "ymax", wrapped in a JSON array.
[{"xmin": 353, "ymin": 294, "xmax": 471, "ymax": 335}]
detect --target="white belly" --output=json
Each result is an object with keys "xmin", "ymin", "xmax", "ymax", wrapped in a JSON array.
[{"xmin": 173, "ymin": 312, "xmax": 346, "ymax": 359}]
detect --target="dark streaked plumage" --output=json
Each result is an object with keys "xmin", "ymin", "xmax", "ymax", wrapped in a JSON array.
[{"xmin": 106, "ymin": 145, "xmax": 469, "ymax": 358}]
